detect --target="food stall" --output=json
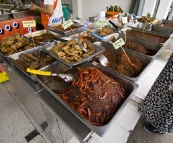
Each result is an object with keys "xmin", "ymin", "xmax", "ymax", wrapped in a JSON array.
[{"xmin": 1, "ymin": 4, "xmax": 173, "ymax": 142}]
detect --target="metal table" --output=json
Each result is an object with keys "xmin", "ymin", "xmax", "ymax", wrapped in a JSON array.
[{"xmin": 2, "ymin": 57, "xmax": 93, "ymax": 143}]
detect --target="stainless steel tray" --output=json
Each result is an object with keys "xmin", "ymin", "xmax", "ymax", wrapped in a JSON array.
[
  {"xmin": 69, "ymin": 29, "xmax": 99, "ymax": 43},
  {"xmin": 42, "ymin": 41, "xmax": 105, "ymax": 67},
  {"xmin": 154, "ymin": 19, "xmax": 173, "ymax": 26},
  {"xmin": 8, "ymin": 46, "xmax": 55, "ymax": 81},
  {"xmin": 8, "ymin": 46, "xmax": 41, "ymax": 81},
  {"xmin": 103, "ymin": 33, "xmax": 164, "ymax": 59},
  {"xmin": 34, "ymin": 61, "xmax": 138, "ymax": 136},
  {"xmin": 0, "ymin": 13, "xmax": 12, "ymax": 20},
  {"xmin": 94, "ymin": 41, "xmax": 154, "ymax": 82},
  {"xmin": 48, "ymin": 23, "xmax": 83, "ymax": 36},
  {"xmin": 24, "ymin": 29, "xmax": 61, "ymax": 45},
  {"xmin": 126, "ymin": 28, "xmax": 171, "ymax": 45},
  {"xmin": 130, "ymin": 22, "xmax": 173, "ymax": 36},
  {"xmin": 0, "ymin": 35, "xmax": 38, "ymax": 57},
  {"xmin": 12, "ymin": 11, "xmax": 35, "ymax": 19}
]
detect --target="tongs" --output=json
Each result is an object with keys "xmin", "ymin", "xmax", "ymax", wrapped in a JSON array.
[
  {"xmin": 71, "ymin": 37, "xmax": 87, "ymax": 52},
  {"xmin": 27, "ymin": 68, "xmax": 74, "ymax": 82},
  {"xmin": 8, "ymin": 3, "xmax": 17, "ymax": 13},
  {"xmin": 109, "ymin": 20, "xmax": 119, "ymax": 30}
]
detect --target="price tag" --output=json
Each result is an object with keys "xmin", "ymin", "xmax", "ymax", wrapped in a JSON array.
[
  {"xmin": 113, "ymin": 38, "xmax": 125, "ymax": 49},
  {"xmin": 122, "ymin": 17, "xmax": 128, "ymax": 24},
  {"xmin": 98, "ymin": 20, "xmax": 107, "ymax": 26},
  {"xmin": 22, "ymin": 20, "xmax": 36, "ymax": 28},
  {"xmin": 62, "ymin": 19, "xmax": 73, "ymax": 29}
]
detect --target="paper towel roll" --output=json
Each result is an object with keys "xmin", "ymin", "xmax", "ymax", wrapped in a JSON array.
[{"xmin": 97, "ymin": 11, "xmax": 106, "ymax": 20}]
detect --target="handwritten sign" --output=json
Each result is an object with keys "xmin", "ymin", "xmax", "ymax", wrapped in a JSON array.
[
  {"xmin": 22, "ymin": 20, "xmax": 36, "ymax": 28},
  {"xmin": 98, "ymin": 20, "xmax": 107, "ymax": 27},
  {"xmin": 113, "ymin": 38, "xmax": 125, "ymax": 49},
  {"xmin": 121, "ymin": 17, "xmax": 128, "ymax": 24},
  {"xmin": 62, "ymin": 19, "xmax": 73, "ymax": 29}
]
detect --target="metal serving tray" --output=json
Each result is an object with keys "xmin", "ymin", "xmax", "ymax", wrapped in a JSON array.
[
  {"xmin": 69, "ymin": 29, "xmax": 99, "ymax": 43},
  {"xmin": 0, "ymin": 13, "xmax": 12, "ymax": 20},
  {"xmin": 103, "ymin": 33, "xmax": 164, "ymax": 59},
  {"xmin": 34, "ymin": 61, "xmax": 138, "ymax": 136},
  {"xmin": 8, "ymin": 46, "xmax": 41, "ymax": 81},
  {"xmin": 48, "ymin": 23, "xmax": 83, "ymax": 36},
  {"xmin": 8, "ymin": 46, "xmax": 55, "ymax": 81},
  {"xmin": 42, "ymin": 41, "xmax": 105, "ymax": 67},
  {"xmin": 12, "ymin": 11, "xmax": 35, "ymax": 19},
  {"xmin": 126, "ymin": 28, "xmax": 171, "ymax": 45},
  {"xmin": 94, "ymin": 41, "xmax": 154, "ymax": 82},
  {"xmin": 0, "ymin": 36, "xmax": 38, "ymax": 57},
  {"xmin": 154, "ymin": 19, "xmax": 173, "ymax": 26},
  {"xmin": 130, "ymin": 22, "xmax": 173, "ymax": 36},
  {"xmin": 24, "ymin": 29, "xmax": 61, "ymax": 45}
]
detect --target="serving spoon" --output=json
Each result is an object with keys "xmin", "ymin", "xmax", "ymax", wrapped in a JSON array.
[{"xmin": 27, "ymin": 68, "xmax": 74, "ymax": 82}]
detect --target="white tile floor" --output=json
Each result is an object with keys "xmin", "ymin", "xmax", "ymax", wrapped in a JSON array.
[{"xmin": 0, "ymin": 39, "xmax": 172, "ymax": 143}]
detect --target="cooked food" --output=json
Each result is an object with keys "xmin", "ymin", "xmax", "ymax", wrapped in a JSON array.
[
  {"xmin": 47, "ymin": 67, "xmax": 127, "ymax": 126},
  {"xmin": 0, "ymin": 33, "xmax": 36, "ymax": 56},
  {"xmin": 10, "ymin": 50, "xmax": 55, "ymax": 71},
  {"xmin": 55, "ymin": 24, "xmax": 80, "ymax": 31},
  {"xmin": 50, "ymin": 39, "xmax": 95, "ymax": 63},
  {"xmin": 76, "ymin": 32, "xmax": 98, "ymax": 43},
  {"xmin": 97, "ymin": 27, "xmax": 114, "ymax": 37},
  {"xmin": 126, "ymin": 30, "xmax": 167, "ymax": 43},
  {"xmin": 28, "ymin": 32, "xmax": 59, "ymax": 43},
  {"xmin": 137, "ymin": 17, "xmax": 155, "ymax": 23},
  {"xmin": 157, "ymin": 23, "xmax": 173, "ymax": 28},
  {"xmin": 102, "ymin": 49, "xmax": 143, "ymax": 77}
]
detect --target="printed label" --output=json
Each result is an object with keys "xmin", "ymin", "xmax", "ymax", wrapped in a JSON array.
[
  {"xmin": 98, "ymin": 20, "xmax": 107, "ymax": 26},
  {"xmin": 22, "ymin": 20, "xmax": 36, "ymax": 28},
  {"xmin": 113, "ymin": 38, "xmax": 125, "ymax": 49},
  {"xmin": 62, "ymin": 19, "xmax": 73, "ymax": 29},
  {"xmin": 121, "ymin": 17, "xmax": 128, "ymax": 24}
]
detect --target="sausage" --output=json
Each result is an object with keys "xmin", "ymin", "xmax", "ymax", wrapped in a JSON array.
[
  {"xmin": 10, "ymin": 58, "xmax": 26, "ymax": 71},
  {"xmin": 20, "ymin": 54, "xmax": 32, "ymax": 63},
  {"xmin": 18, "ymin": 57, "xmax": 30, "ymax": 66},
  {"xmin": 25, "ymin": 54, "xmax": 39, "ymax": 62}
]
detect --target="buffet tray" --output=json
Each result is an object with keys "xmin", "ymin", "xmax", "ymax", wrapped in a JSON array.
[
  {"xmin": 69, "ymin": 29, "xmax": 99, "ymax": 43},
  {"xmin": 0, "ymin": 13, "xmax": 12, "ymax": 20},
  {"xmin": 24, "ymin": 29, "xmax": 62, "ymax": 45},
  {"xmin": 8, "ymin": 46, "xmax": 55, "ymax": 81},
  {"xmin": 8, "ymin": 46, "xmax": 41, "ymax": 81},
  {"xmin": 103, "ymin": 33, "xmax": 164, "ymax": 59},
  {"xmin": 94, "ymin": 41, "xmax": 154, "ymax": 82},
  {"xmin": 42, "ymin": 41, "xmax": 105, "ymax": 67},
  {"xmin": 0, "ymin": 35, "xmax": 38, "ymax": 57},
  {"xmin": 154, "ymin": 19, "xmax": 173, "ymax": 27},
  {"xmin": 48, "ymin": 23, "xmax": 83, "ymax": 36},
  {"xmin": 34, "ymin": 61, "xmax": 138, "ymax": 136},
  {"xmin": 126, "ymin": 28, "xmax": 171, "ymax": 45},
  {"xmin": 130, "ymin": 22, "xmax": 173, "ymax": 36}
]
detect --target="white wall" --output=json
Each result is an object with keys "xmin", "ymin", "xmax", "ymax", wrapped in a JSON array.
[
  {"xmin": 73, "ymin": 0, "xmax": 132, "ymax": 20},
  {"xmin": 142, "ymin": 0, "xmax": 157, "ymax": 16},
  {"xmin": 156, "ymin": 0, "xmax": 172, "ymax": 19}
]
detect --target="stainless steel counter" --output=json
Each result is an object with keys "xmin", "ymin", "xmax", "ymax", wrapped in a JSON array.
[{"xmin": 2, "ymin": 57, "xmax": 93, "ymax": 143}]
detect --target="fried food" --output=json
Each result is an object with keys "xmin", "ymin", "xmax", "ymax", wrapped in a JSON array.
[
  {"xmin": 0, "ymin": 33, "xmax": 36, "ymax": 56},
  {"xmin": 97, "ymin": 27, "xmax": 114, "ymax": 37},
  {"xmin": 10, "ymin": 50, "xmax": 55, "ymax": 72},
  {"xmin": 50, "ymin": 39, "xmax": 95, "ymax": 63}
]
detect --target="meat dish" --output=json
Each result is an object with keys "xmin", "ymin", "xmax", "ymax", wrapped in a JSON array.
[{"xmin": 46, "ymin": 67, "xmax": 127, "ymax": 126}]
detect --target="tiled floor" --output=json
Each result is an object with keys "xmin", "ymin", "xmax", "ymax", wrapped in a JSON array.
[{"xmin": 0, "ymin": 38, "xmax": 172, "ymax": 143}]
